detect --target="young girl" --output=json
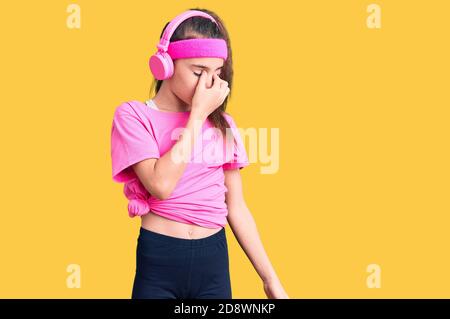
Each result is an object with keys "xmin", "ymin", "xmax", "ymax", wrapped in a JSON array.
[{"xmin": 110, "ymin": 8, "xmax": 289, "ymax": 299}]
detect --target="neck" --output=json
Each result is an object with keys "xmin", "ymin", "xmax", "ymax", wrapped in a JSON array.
[{"xmin": 152, "ymin": 81, "xmax": 191, "ymax": 112}]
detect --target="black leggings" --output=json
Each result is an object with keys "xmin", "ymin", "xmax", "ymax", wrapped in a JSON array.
[{"xmin": 131, "ymin": 226, "xmax": 232, "ymax": 299}]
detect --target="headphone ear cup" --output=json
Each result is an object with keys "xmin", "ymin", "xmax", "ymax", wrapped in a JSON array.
[{"xmin": 149, "ymin": 52, "xmax": 174, "ymax": 80}]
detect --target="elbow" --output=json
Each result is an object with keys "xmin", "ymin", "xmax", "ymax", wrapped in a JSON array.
[
  {"xmin": 146, "ymin": 181, "xmax": 173, "ymax": 201},
  {"xmin": 152, "ymin": 189, "xmax": 171, "ymax": 201}
]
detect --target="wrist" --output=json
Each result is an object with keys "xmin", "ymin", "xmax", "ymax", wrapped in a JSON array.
[
  {"xmin": 262, "ymin": 274, "xmax": 279, "ymax": 285},
  {"xmin": 190, "ymin": 106, "xmax": 208, "ymax": 122}
]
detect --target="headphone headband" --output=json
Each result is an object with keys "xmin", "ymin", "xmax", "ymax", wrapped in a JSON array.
[
  {"xmin": 157, "ymin": 10, "xmax": 218, "ymax": 52},
  {"xmin": 149, "ymin": 10, "xmax": 225, "ymax": 80}
]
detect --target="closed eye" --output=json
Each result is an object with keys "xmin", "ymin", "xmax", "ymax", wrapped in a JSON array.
[{"xmin": 193, "ymin": 71, "xmax": 222, "ymax": 77}]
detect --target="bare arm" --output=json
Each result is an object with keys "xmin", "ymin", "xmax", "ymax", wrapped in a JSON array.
[
  {"xmin": 132, "ymin": 112, "xmax": 206, "ymax": 200},
  {"xmin": 225, "ymin": 168, "xmax": 289, "ymax": 298},
  {"xmin": 132, "ymin": 72, "xmax": 230, "ymax": 200}
]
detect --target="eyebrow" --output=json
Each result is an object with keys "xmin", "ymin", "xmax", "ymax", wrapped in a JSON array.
[{"xmin": 191, "ymin": 64, "xmax": 223, "ymax": 70}]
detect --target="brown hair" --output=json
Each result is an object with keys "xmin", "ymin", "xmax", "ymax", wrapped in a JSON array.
[{"xmin": 149, "ymin": 7, "xmax": 233, "ymax": 137}]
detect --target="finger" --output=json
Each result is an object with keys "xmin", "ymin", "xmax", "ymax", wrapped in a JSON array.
[
  {"xmin": 212, "ymin": 73, "xmax": 222, "ymax": 89},
  {"xmin": 197, "ymin": 70, "xmax": 207, "ymax": 89},
  {"xmin": 220, "ymin": 80, "xmax": 229, "ymax": 89},
  {"xmin": 219, "ymin": 87, "xmax": 230, "ymax": 103},
  {"xmin": 222, "ymin": 85, "xmax": 230, "ymax": 96},
  {"xmin": 220, "ymin": 87, "xmax": 230, "ymax": 104}
]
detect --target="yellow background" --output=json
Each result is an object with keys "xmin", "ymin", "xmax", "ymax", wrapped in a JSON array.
[{"xmin": 0, "ymin": 0, "xmax": 449, "ymax": 298}]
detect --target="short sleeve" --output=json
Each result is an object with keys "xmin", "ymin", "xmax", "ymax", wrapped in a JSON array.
[
  {"xmin": 222, "ymin": 114, "xmax": 250, "ymax": 170},
  {"xmin": 123, "ymin": 178, "xmax": 150, "ymax": 200},
  {"xmin": 111, "ymin": 102, "xmax": 160, "ymax": 183}
]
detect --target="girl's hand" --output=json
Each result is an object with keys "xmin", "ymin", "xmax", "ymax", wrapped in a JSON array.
[
  {"xmin": 191, "ymin": 71, "xmax": 230, "ymax": 119},
  {"xmin": 263, "ymin": 278, "xmax": 290, "ymax": 299}
]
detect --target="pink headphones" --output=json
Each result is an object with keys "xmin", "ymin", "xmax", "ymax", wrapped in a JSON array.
[{"xmin": 149, "ymin": 10, "xmax": 228, "ymax": 80}]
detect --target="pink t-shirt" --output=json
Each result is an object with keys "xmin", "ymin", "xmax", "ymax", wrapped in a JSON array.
[{"xmin": 110, "ymin": 100, "xmax": 249, "ymax": 228}]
